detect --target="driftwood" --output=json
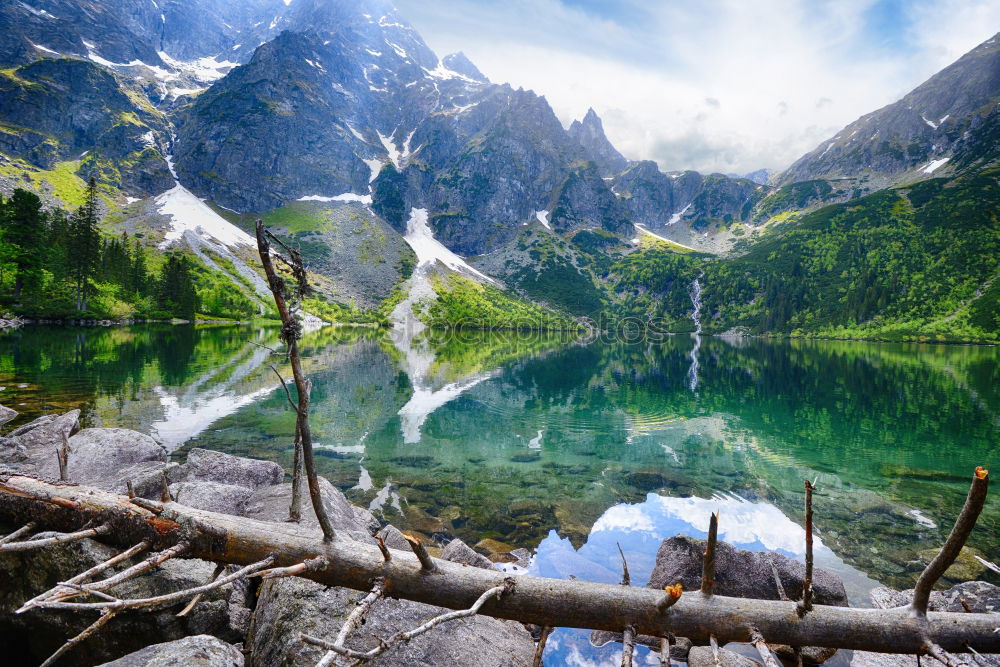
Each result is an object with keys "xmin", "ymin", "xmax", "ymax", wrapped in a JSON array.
[{"xmin": 1, "ymin": 471, "xmax": 997, "ymax": 658}]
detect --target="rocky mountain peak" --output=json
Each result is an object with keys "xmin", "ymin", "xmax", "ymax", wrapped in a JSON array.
[
  {"xmin": 568, "ymin": 107, "xmax": 629, "ymax": 178},
  {"xmin": 442, "ymin": 52, "xmax": 489, "ymax": 83}
]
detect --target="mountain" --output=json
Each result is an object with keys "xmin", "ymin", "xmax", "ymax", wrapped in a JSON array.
[
  {"xmin": 568, "ymin": 108, "xmax": 629, "ymax": 177},
  {"xmin": 779, "ymin": 32, "xmax": 1000, "ymax": 189},
  {"xmin": 0, "ymin": 0, "xmax": 996, "ymax": 340}
]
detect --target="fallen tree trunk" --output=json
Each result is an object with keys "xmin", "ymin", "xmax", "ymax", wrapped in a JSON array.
[{"xmin": 2, "ymin": 474, "xmax": 998, "ymax": 655}]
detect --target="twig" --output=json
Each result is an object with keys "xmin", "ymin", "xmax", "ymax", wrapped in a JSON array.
[
  {"xmin": 160, "ymin": 470, "xmax": 171, "ymax": 503},
  {"xmin": 376, "ymin": 535, "xmax": 391, "ymax": 562},
  {"xmin": 660, "ymin": 635, "xmax": 671, "ymax": 667},
  {"xmin": 656, "ymin": 584, "xmax": 683, "ymax": 612},
  {"xmin": 405, "ymin": 534, "xmax": 437, "ymax": 572},
  {"xmin": 0, "ymin": 521, "xmax": 36, "ymax": 544},
  {"xmin": 315, "ymin": 578, "xmax": 386, "ymax": 667},
  {"xmin": 289, "ymin": 421, "xmax": 303, "ymax": 522},
  {"xmin": 269, "ymin": 364, "xmax": 300, "ymax": 414},
  {"xmin": 974, "ymin": 556, "xmax": 1000, "ymax": 575},
  {"xmin": 710, "ymin": 634, "xmax": 720, "ymax": 667},
  {"xmin": 129, "ymin": 497, "xmax": 163, "ymax": 513},
  {"xmin": 0, "ymin": 524, "xmax": 109, "ymax": 552},
  {"xmin": 39, "ymin": 609, "xmax": 118, "ymax": 667},
  {"xmin": 34, "ymin": 556, "xmax": 275, "ymax": 612},
  {"xmin": 800, "ymin": 480, "xmax": 814, "ymax": 613},
  {"xmin": 255, "ymin": 556, "xmax": 328, "ymax": 580},
  {"xmin": 46, "ymin": 542, "xmax": 191, "ymax": 603},
  {"xmin": 912, "ymin": 467, "xmax": 990, "ymax": 617},
  {"xmin": 618, "ymin": 542, "xmax": 631, "ymax": 587},
  {"xmin": 922, "ymin": 638, "xmax": 965, "ymax": 667},
  {"xmin": 126, "ymin": 480, "xmax": 135, "ymax": 499},
  {"xmin": 18, "ymin": 540, "xmax": 151, "ymax": 612},
  {"xmin": 770, "ymin": 560, "xmax": 788, "ymax": 601},
  {"xmin": 57, "ymin": 432, "xmax": 70, "ymax": 481},
  {"xmin": 177, "ymin": 562, "xmax": 225, "ymax": 617},
  {"xmin": 301, "ymin": 580, "xmax": 515, "ymax": 662},
  {"xmin": 533, "ymin": 626, "xmax": 554, "ymax": 667},
  {"xmin": 749, "ymin": 627, "xmax": 782, "ymax": 667},
  {"xmin": 248, "ymin": 340, "xmax": 282, "ymax": 355},
  {"xmin": 701, "ymin": 512, "xmax": 718, "ymax": 596},
  {"xmin": 622, "ymin": 625, "xmax": 636, "ymax": 667}
]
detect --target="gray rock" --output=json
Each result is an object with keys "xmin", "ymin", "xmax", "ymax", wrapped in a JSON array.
[
  {"xmin": 178, "ymin": 448, "xmax": 284, "ymax": 490},
  {"xmin": 97, "ymin": 635, "xmax": 244, "ymax": 666},
  {"xmin": 66, "ymin": 427, "xmax": 167, "ymax": 486},
  {"xmin": 170, "ymin": 481, "xmax": 254, "ymax": 516},
  {"xmin": 7, "ymin": 409, "xmax": 79, "ymax": 478},
  {"xmin": 0, "ymin": 403, "xmax": 16, "ymax": 427},
  {"xmin": 689, "ymin": 646, "xmax": 758, "ymax": 667},
  {"xmin": 647, "ymin": 536, "xmax": 848, "ymax": 606},
  {"xmin": 442, "ymin": 538, "xmax": 495, "ymax": 570},
  {"xmin": 244, "ymin": 476, "xmax": 378, "ymax": 541},
  {"xmin": 376, "ymin": 524, "xmax": 411, "ymax": 551},
  {"xmin": 248, "ymin": 576, "xmax": 535, "ymax": 667},
  {"xmin": 869, "ymin": 581, "xmax": 999, "ymax": 612}
]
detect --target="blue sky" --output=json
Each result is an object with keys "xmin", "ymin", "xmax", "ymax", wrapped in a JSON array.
[{"xmin": 394, "ymin": 0, "xmax": 1000, "ymax": 174}]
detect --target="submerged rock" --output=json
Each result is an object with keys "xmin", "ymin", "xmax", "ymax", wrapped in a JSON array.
[
  {"xmin": 97, "ymin": 635, "xmax": 244, "ymax": 666},
  {"xmin": 647, "ymin": 535, "xmax": 848, "ymax": 606},
  {"xmin": 248, "ymin": 576, "xmax": 535, "ymax": 667},
  {"xmin": 176, "ymin": 448, "xmax": 284, "ymax": 490},
  {"xmin": 0, "ymin": 403, "xmax": 17, "ymax": 427}
]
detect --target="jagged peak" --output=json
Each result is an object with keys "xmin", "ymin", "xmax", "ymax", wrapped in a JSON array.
[{"xmin": 442, "ymin": 51, "xmax": 488, "ymax": 83}]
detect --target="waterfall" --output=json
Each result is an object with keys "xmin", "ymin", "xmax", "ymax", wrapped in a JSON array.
[{"xmin": 687, "ymin": 274, "xmax": 704, "ymax": 392}]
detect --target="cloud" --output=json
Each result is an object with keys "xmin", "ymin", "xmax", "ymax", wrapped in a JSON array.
[{"xmin": 395, "ymin": 0, "xmax": 1000, "ymax": 174}]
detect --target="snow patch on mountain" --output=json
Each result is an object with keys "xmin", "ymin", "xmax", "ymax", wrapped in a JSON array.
[
  {"xmin": 922, "ymin": 157, "xmax": 950, "ymax": 174},
  {"xmin": 667, "ymin": 203, "xmax": 692, "ymax": 226},
  {"xmin": 403, "ymin": 209, "xmax": 494, "ymax": 283},
  {"xmin": 535, "ymin": 210, "xmax": 551, "ymax": 230},
  {"xmin": 298, "ymin": 193, "xmax": 373, "ymax": 204},
  {"xmin": 156, "ymin": 185, "xmax": 255, "ymax": 249}
]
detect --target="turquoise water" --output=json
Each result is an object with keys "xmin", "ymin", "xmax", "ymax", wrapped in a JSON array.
[{"xmin": 0, "ymin": 325, "xmax": 997, "ymax": 662}]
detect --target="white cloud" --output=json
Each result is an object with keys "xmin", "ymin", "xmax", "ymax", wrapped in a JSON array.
[{"xmin": 395, "ymin": 0, "xmax": 1000, "ymax": 174}]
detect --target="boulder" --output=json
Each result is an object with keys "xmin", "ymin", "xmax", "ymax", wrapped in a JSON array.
[
  {"xmin": 7, "ymin": 409, "xmax": 80, "ymax": 478},
  {"xmin": 97, "ymin": 635, "xmax": 244, "ymax": 666},
  {"xmin": 376, "ymin": 524, "xmax": 411, "ymax": 551},
  {"xmin": 442, "ymin": 538, "xmax": 495, "ymax": 570},
  {"xmin": 0, "ymin": 537, "xmax": 235, "ymax": 666},
  {"xmin": 177, "ymin": 448, "xmax": 284, "ymax": 490},
  {"xmin": 0, "ymin": 403, "xmax": 17, "ymax": 427},
  {"xmin": 248, "ymin": 576, "xmax": 535, "ymax": 667},
  {"xmin": 170, "ymin": 481, "xmax": 254, "ymax": 516},
  {"xmin": 244, "ymin": 476, "xmax": 378, "ymax": 542},
  {"xmin": 647, "ymin": 536, "xmax": 848, "ymax": 606},
  {"xmin": 66, "ymin": 428, "xmax": 167, "ymax": 486}
]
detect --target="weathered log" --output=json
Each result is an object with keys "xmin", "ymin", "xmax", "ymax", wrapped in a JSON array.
[{"xmin": 2, "ymin": 474, "xmax": 998, "ymax": 654}]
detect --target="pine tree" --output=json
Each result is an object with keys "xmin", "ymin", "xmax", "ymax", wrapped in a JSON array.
[
  {"xmin": 2, "ymin": 188, "xmax": 47, "ymax": 300},
  {"xmin": 157, "ymin": 254, "xmax": 198, "ymax": 319},
  {"xmin": 68, "ymin": 178, "xmax": 102, "ymax": 311}
]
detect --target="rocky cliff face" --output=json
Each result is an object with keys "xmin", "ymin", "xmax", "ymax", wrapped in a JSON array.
[
  {"xmin": 780, "ymin": 32, "xmax": 1000, "ymax": 187},
  {"xmin": 568, "ymin": 108, "xmax": 629, "ymax": 178}
]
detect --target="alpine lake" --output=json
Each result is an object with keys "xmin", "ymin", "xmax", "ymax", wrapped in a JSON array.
[{"xmin": 1, "ymin": 324, "xmax": 997, "ymax": 664}]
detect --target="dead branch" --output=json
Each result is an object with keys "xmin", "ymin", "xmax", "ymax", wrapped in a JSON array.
[
  {"xmin": 657, "ymin": 584, "xmax": 683, "ymax": 613},
  {"xmin": 0, "ymin": 521, "xmax": 36, "ymax": 543},
  {"xmin": 177, "ymin": 562, "xmax": 225, "ymax": 617},
  {"xmin": 33, "ymin": 556, "xmax": 274, "ymax": 612},
  {"xmin": 301, "ymin": 580, "xmax": 514, "ymax": 663},
  {"xmin": 405, "ymin": 534, "xmax": 437, "ymax": 572},
  {"xmin": 3, "ymin": 475, "xmax": 1000, "ymax": 654},
  {"xmin": 256, "ymin": 220, "xmax": 335, "ymax": 542},
  {"xmin": 18, "ymin": 539, "xmax": 151, "ymax": 612},
  {"xmin": 618, "ymin": 542, "xmax": 631, "ymax": 587},
  {"xmin": 622, "ymin": 624, "xmax": 636, "ymax": 667},
  {"xmin": 922, "ymin": 638, "xmax": 967, "ymax": 667},
  {"xmin": 749, "ymin": 628, "xmax": 782, "ymax": 667},
  {"xmin": 39, "ymin": 608, "xmax": 118, "ymax": 667},
  {"xmin": 255, "ymin": 556, "xmax": 328, "ymax": 580},
  {"xmin": 533, "ymin": 626, "xmax": 554, "ymax": 667},
  {"xmin": 315, "ymin": 578, "xmax": 386, "ymax": 667},
  {"xmin": 701, "ymin": 512, "xmax": 718, "ymax": 596},
  {"xmin": 912, "ymin": 467, "xmax": 989, "ymax": 617},
  {"xmin": 770, "ymin": 560, "xmax": 788, "ymax": 601},
  {"xmin": 800, "ymin": 479, "xmax": 815, "ymax": 613},
  {"xmin": 376, "ymin": 535, "xmax": 391, "ymax": 562},
  {"xmin": 660, "ymin": 635, "xmax": 671, "ymax": 667},
  {"xmin": 0, "ymin": 523, "xmax": 109, "ymax": 552},
  {"xmin": 57, "ymin": 432, "xmax": 69, "ymax": 481}
]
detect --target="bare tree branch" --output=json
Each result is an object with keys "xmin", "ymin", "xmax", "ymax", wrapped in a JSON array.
[
  {"xmin": 315, "ymin": 578, "xmax": 386, "ymax": 667},
  {"xmin": 533, "ymin": 626, "xmax": 554, "ymax": 667},
  {"xmin": 701, "ymin": 512, "xmax": 718, "ymax": 597},
  {"xmin": 39, "ymin": 608, "xmax": 117, "ymax": 667},
  {"xmin": 749, "ymin": 628, "xmax": 782, "ymax": 667},
  {"xmin": 912, "ymin": 467, "xmax": 989, "ymax": 617},
  {"xmin": 405, "ymin": 534, "xmax": 437, "ymax": 572},
  {"xmin": 0, "ymin": 521, "xmax": 36, "ymax": 544},
  {"xmin": 621, "ymin": 625, "xmax": 636, "ymax": 667},
  {"xmin": 176, "ymin": 562, "xmax": 225, "ymax": 617},
  {"xmin": 0, "ymin": 524, "xmax": 109, "ymax": 552},
  {"xmin": 800, "ymin": 479, "xmax": 815, "ymax": 614}
]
